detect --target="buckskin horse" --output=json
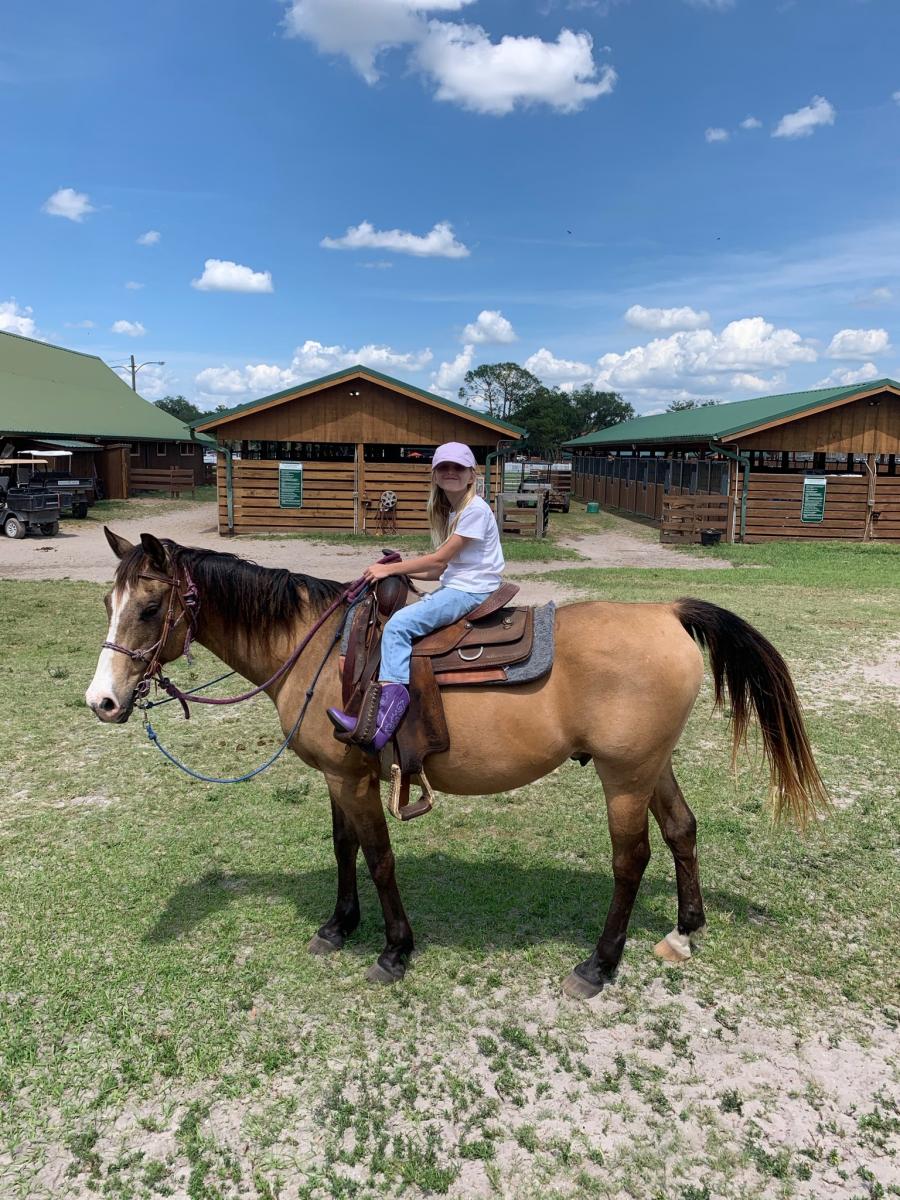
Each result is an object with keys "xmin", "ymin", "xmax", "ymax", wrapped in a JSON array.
[{"xmin": 86, "ymin": 530, "xmax": 827, "ymax": 999}]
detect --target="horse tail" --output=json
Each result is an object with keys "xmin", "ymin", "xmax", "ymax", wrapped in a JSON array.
[{"xmin": 675, "ymin": 598, "xmax": 829, "ymax": 826}]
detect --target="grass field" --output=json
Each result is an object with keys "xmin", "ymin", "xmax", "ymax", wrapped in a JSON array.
[{"xmin": 0, "ymin": 528, "xmax": 898, "ymax": 1199}]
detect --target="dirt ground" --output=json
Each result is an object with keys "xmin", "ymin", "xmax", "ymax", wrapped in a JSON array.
[{"xmin": 0, "ymin": 500, "xmax": 729, "ymax": 603}]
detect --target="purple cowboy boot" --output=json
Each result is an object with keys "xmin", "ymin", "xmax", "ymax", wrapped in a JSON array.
[{"xmin": 327, "ymin": 683, "xmax": 409, "ymax": 752}]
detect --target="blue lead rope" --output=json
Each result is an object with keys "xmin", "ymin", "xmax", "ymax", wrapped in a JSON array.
[{"xmin": 142, "ymin": 609, "xmax": 350, "ymax": 784}]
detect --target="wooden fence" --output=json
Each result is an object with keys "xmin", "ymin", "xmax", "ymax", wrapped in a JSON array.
[
  {"xmin": 660, "ymin": 497, "xmax": 731, "ymax": 544},
  {"xmin": 130, "ymin": 467, "xmax": 195, "ymax": 498},
  {"xmin": 496, "ymin": 492, "xmax": 548, "ymax": 538},
  {"xmin": 217, "ymin": 460, "xmax": 356, "ymax": 533},
  {"xmin": 218, "ymin": 457, "xmax": 504, "ymax": 535}
]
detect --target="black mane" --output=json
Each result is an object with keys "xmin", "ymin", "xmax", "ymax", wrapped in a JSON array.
[{"xmin": 114, "ymin": 541, "xmax": 346, "ymax": 640}]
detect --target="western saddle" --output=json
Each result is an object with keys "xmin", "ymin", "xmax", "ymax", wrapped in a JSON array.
[{"xmin": 337, "ymin": 576, "xmax": 533, "ymax": 821}]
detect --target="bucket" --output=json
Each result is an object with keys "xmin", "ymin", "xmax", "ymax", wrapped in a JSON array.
[
  {"xmin": 700, "ymin": 528, "xmax": 722, "ymax": 547},
  {"xmin": 585, "ymin": 501, "xmax": 600, "ymax": 514}
]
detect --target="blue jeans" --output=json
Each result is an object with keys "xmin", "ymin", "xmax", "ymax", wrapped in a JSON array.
[{"xmin": 379, "ymin": 586, "xmax": 492, "ymax": 685}]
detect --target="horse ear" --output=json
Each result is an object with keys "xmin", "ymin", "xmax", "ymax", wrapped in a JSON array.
[
  {"xmin": 140, "ymin": 533, "xmax": 169, "ymax": 572},
  {"xmin": 104, "ymin": 527, "xmax": 134, "ymax": 560}
]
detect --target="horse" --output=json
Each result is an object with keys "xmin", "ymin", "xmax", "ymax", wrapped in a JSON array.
[{"xmin": 85, "ymin": 529, "xmax": 828, "ymax": 999}]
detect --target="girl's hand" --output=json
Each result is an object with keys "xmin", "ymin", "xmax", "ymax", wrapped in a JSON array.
[{"xmin": 363, "ymin": 562, "xmax": 394, "ymax": 583}]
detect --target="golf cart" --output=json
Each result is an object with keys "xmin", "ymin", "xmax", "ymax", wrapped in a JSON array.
[
  {"xmin": 20, "ymin": 449, "xmax": 96, "ymax": 518},
  {"xmin": 0, "ymin": 459, "xmax": 62, "ymax": 538}
]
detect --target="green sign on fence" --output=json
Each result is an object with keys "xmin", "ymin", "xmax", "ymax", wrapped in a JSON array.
[
  {"xmin": 278, "ymin": 462, "xmax": 303, "ymax": 508},
  {"xmin": 801, "ymin": 476, "xmax": 826, "ymax": 523}
]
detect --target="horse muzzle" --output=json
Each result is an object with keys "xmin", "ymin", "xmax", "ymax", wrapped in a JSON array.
[{"xmin": 85, "ymin": 689, "xmax": 135, "ymax": 724}]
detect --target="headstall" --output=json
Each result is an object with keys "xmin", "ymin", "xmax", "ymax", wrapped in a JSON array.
[{"xmin": 102, "ymin": 562, "xmax": 200, "ymax": 708}]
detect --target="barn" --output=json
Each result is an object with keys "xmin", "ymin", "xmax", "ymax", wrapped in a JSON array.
[
  {"xmin": 0, "ymin": 330, "xmax": 210, "ymax": 498},
  {"xmin": 566, "ymin": 379, "xmax": 900, "ymax": 543},
  {"xmin": 194, "ymin": 365, "xmax": 524, "ymax": 535}
]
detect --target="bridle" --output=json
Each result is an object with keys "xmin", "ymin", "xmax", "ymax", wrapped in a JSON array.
[{"xmin": 102, "ymin": 563, "xmax": 200, "ymax": 706}]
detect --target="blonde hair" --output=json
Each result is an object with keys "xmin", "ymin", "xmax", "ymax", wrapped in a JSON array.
[{"xmin": 427, "ymin": 468, "xmax": 477, "ymax": 547}]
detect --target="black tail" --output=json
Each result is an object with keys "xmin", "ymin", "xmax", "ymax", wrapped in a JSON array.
[{"xmin": 676, "ymin": 598, "xmax": 829, "ymax": 826}]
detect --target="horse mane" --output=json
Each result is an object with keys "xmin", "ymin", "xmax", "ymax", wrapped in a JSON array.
[{"xmin": 114, "ymin": 540, "xmax": 346, "ymax": 642}]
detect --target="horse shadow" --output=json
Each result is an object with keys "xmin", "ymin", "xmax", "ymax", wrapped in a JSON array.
[{"xmin": 144, "ymin": 853, "xmax": 759, "ymax": 952}]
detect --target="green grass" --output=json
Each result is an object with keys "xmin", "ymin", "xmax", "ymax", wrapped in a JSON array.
[{"xmin": 0, "ymin": 535, "xmax": 897, "ymax": 1198}]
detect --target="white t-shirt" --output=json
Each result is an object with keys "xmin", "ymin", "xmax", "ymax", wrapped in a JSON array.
[{"xmin": 440, "ymin": 495, "xmax": 505, "ymax": 593}]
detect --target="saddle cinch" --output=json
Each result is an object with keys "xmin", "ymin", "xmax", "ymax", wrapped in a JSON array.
[{"xmin": 336, "ymin": 576, "xmax": 539, "ymax": 821}]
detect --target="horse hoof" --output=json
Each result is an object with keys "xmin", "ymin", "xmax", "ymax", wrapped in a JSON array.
[
  {"xmin": 562, "ymin": 970, "xmax": 603, "ymax": 1000},
  {"xmin": 308, "ymin": 933, "xmax": 341, "ymax": 956},
  {"xmin": 654, "ymin": 929, "xmax": 693, "ymax": 964},
  {"xmin": 366, "ymin": 960, "xmax": 405, "ymax": 985}
]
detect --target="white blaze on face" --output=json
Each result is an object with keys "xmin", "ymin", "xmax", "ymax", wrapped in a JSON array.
[{"xmin": 85, "ymin": 585, "xmax": 130, "ymax": 708}]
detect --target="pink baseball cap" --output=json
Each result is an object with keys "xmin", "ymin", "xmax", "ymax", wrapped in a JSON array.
[{"xmin": 431, "ymin": 441, "xmax": 476, "ymax": 470}]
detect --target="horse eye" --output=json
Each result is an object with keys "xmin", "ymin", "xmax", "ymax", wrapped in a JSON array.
[{"xmin": 140, "ymin": 605, "xmax": 161, "ymax": 621}]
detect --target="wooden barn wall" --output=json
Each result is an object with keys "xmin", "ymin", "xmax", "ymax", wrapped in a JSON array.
[
  {"xmin": 218, "ymin": 458, "xmax": 499, "ymax": 535},
  {"xmin": 738, "ymin": 472, "xmax": 900, "ymax": 541},
  {"xmin": 219, "ymin": 460, "xmax": 356, "ymax": 533},
  {"xmin": 215, "ymin": 379, "xmax": 504, "ymax": 446},
  {"xmin": 736, "ymin": 392, "xmax": 900, "ymax": 454}
]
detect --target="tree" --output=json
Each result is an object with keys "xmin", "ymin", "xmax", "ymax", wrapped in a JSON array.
[
  {"xmin": 666, "ymin": 398, "xmax": 721, "ymax": 412},
  {"xmin": 512, "ymin": 387, "xmax": 577, "ymax": 457},
  {"xmin": 458, "ymin": 363, "xmax": 541, "ymax": 421},
  {"xmin": 154, "ymin": 394, "xmax": 203, "ymax": 423},
  {"xmin": 566, "ymin": 385, "xmax": 634, "ymax": 435}
]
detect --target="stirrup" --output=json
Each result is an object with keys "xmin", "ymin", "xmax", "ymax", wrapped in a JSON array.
[{"xmin": 388, "ymin": 764, "xmax": 435, "ymax": 821}]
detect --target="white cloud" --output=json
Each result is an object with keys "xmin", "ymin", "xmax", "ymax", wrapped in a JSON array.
[
  {"xmin": 624, "ymin": 304, "xmax": 711, "ymax": 332},
  {"xmin": 854, "ymin": 286, "xmax": 893, "ymax": 308},
  {"xmin": 684, "ymin": 0, "xmax": 734, "ymax": 8},
  {"xmin": 125, "ymin": 280, "xmax": 144, "ymax": 290},
  {"xmin": 461, "ymin": 309, "xmax": 516, "ymax": 343},
  {"xmin": 415, "ymin": 23, "xmax": 616, "ymax": 115},
  {"xmin": 705, "ymin": 127, "xmax": 729, "ymax": 143},
  {"xmin": 430, "ymin": 343, "xmax": 475, "ymax": 395},
  {"xmin": 740, "ymin": 115, "xmax": 762, "ymax": 130},
  {"xmin": 357, "ymin": 260, "xmax": 394, "ymax": 269},
  {"xmin": 321, "ymin": 219, "xmax": 469, "ymax": 258},
  {"xmin": 772, "ymin": 95, "xmax": 835, "ymax": 139},
  {"xmin": 594, "ymin": 317, "xmax": 817, "ymax": 394},
  {"xmin": 284, "ymin": 1, "xmax": 615, "ymax": 115},
  {"xmin": 283, "ymin": 0, "xmax": 475, "ymax": 84},
  {"xmin": 191, "ymin": 259, "xmax": 274, "ymax": 293},
  {"xmin": 0, "ymin": 299, "xmax": 36, "ymax": 337},
  {"xmin": 826, "ymin": 327, "xmax": 891, "ymax": 359},
  {"xmin": 64, "ymin": 319, "xmax": 95, "ymax": 329},
  {"xmin": 42, "ymin": 187, "xmax": 96, "ymax": 222},
  {"xmin": 524, "ymin": 347, "xmax": 593, "ymax": 382},
  {"xmin": 111, "ymin": 320, "xmax": 146, "ymax": 337},
  {"xmin": 730, "ymin": 372, "xmax": 785, "ymax": 393},
  {"xmin": 815, "ymin": 363, "xmax": 881, "ymax": 388},
  {"xmin": 196, "ymin": 338, "xmax": 433, "ymax": 399},
  {"xmin": 137, "ymin": 230, "xmax": 161, "ymax": 246},
  {"xmin": 893, "ymin": 90, "xmax": 900, "ymax": 105}
]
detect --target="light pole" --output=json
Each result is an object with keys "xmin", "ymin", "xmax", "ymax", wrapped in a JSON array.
[{"xmin": 111, "ymin": 356, "xmax": 166, "ymax": 391}]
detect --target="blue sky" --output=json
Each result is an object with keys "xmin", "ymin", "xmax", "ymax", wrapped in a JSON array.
[{"xmin": 3, "ymin": 0, "xmax": 900, "ymax": 414}]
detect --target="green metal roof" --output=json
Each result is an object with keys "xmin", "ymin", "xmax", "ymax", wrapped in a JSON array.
[
  {"xmin": 193, "ymin": 363, "xmax": 526, "ymax": 439},
  {"xmin": 31, "ymin": 437, "xmax": 101, "ymax": 450},
  {"xmin": 0, "ymin": 330, "xmax": 211, "ymax": 444},
  {"xmin": 564, "ymin": 379, "xmax": 900, "ymax": 448}
]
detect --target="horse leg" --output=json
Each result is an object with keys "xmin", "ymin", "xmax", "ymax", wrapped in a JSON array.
[
  {"xmin": 563, "ymin": 774, "xmax": 653, "ymax": 1000},
  {"xmin": 308, "ymin": 789, "xmax": 361, "ymax": 955},
  {"xmin": 326, "ymin": 769, "xmax": 414, "ymax": 984},
  {"xmin": 649, "ymin": 763, "xmax": 707, "ymax": 963}
]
